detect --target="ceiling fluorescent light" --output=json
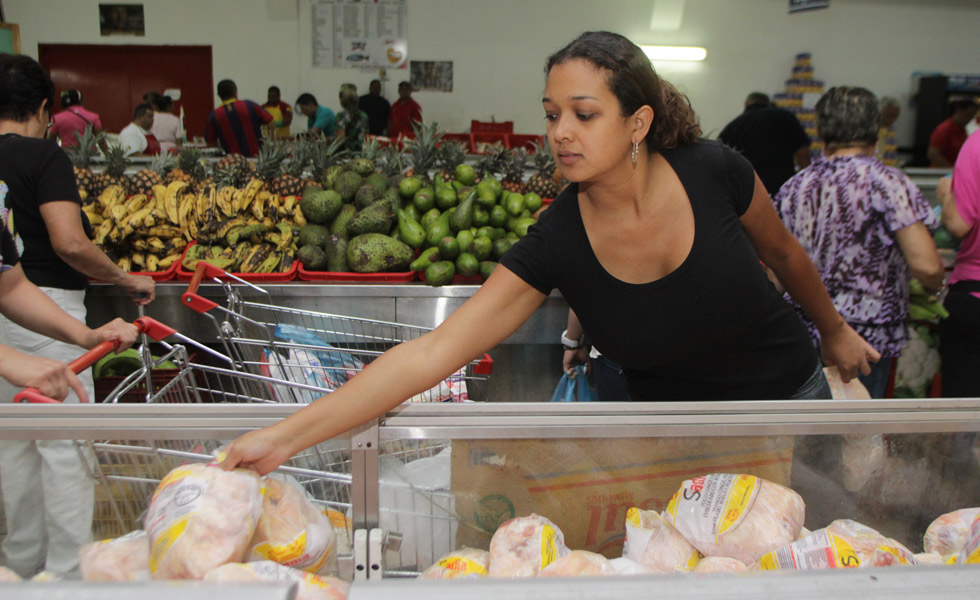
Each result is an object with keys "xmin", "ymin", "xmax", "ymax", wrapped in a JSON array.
[{"xmin": 641, "ymin": 45, "xmax": 706, "ymax": 61}]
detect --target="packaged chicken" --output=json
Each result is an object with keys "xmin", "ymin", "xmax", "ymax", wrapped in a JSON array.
[
  {"xmin": 204, "ymin": 561, "xmax": 349, "ymax": 600},
  {"xmin": 608, "ymin": 557, "xmax": 653, "ymax": 575},
  {"xmin": 419, "ymin": 548, "xmax": 490, "ymax": 579},
  {"xmin": 759, "ymin": 519, "xmax": 916, "ymax": 570},
  {"xmin": 623, "ymin": 507, "xmax": 699, "ymax": 573},
  {"xmin": 913, "ymin": 552, "xmax": 945, "ymax": 565},
  {"xmin": 923, "ymin": 508, "xmax": 980, "ymax": 556},
  {"xmin": 539, "ymin": 550, "xmax": 617, "ymax": 577},
  {"xmin": 249, "ymin": 476, "xmax": 336, "ymax": 574},
  {"xmin": 488, "ymin": 514, "xmax": 570, "ymax": 578},
  {"xmin": 955, "ymin": 511, "xmax": 980, "ymax": 564},
  {"xmin": 144, "ymin": 463, "xmax": 263, "ymax": 579},
  {"xmin": 663, "ymin": 474, "xmax": 804, "ymax": 565},
  {"xmin": 0, "ymin": 566, "xmax": 22, "ymax": 582},
  {"xmin": 79, "ymin": 530, "xmax": 151, "ymax": 581},
  {"xmin": 692, "ymin": 557, "xmax": 747, "ymax": 573}
]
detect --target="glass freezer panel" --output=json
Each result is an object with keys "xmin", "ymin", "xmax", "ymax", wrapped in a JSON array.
[{"xmin": 379, "ymin": 431, "xmax": 980, "ymax": 575}]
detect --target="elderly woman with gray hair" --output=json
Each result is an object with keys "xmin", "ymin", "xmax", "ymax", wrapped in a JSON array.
[{"xmin": 774, "ymin": 86, "xmax": 945, "ymax": 398}]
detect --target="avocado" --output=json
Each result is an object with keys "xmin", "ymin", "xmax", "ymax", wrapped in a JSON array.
[
  {"xmin": 506, "ymin": 193, "xmax": 525, "ymax": 217},
  {"xmin": 347, "ymin": 203, "xmax": 394, "ymax": 236},
  {"xmin": 449, "ymin": 190, "xmax": 476, "ymax": 232},
  {"xmin": 456, "ymin": 229, "xmax": 475, "ymax": 254},
  {"xmin": 489, "ymin": 204, "xmax": 509, "ymax": 228},
  {"xmin": 492, "ymin": 237, "xmax": 514, "ymax": 260},
  {"xmin": 413, "ymin": 187, "xmax": 436, "ymax": 212},
  {"xmin": 346, "ymin": 233, "xmax": 414, "ymax": 272},
  {"xmin": 396, "ymin": 209, "xmax": 426, "ymax": 250},
  {"xmin": 524, "ymin": 193, "xmax": 543, "ymax": 213},
  {"xmin": 437, "ymin": 236, "xmax": 460, "ymax": 261},
  {"xmin": 298, "ymin": 224, "xmax": 330, "ymax": 247},
  {"xmin": 324, "ymin": 234, "xmax": 349, "ymax": 272},
  {"xmin": 399, "ymin": 176, "xmax": 423, "ymax": 199},
  {"xmin": 425, "ymin": 211, "xmax": 451, "ymax": 248},
  {"xmin": 420, "ymin": 207, "xmax": 442, "ymax": 232},
  {"xmin": 513, "ymin": 217, "xmax": 537, "ymax": 238},
  {"xmin": 333, "ymin": 171, "xmax": 364, "ymax": 203},
  {"xmin": 409, "ymin": 246, "xmax": 440, "ymax": 271},
  {"xmin": 479, "ymin": 260, "xmax": 497, "ymax": 280},
  {"xmin": 425, "ymin": 261, "xmax": 456, "ymax": 286},
  {"xmin": 472, "ymin": 236, "xmax": 493, "ymax": 260},
  {"xmin": 301, "ymin": 189, "xmax": 343, "ymax": 225},
  {"xmin": 329, "ymin": 204, "xmax": 357, "ymax": 237},
  {"xmin": 455, "ymin": 252, "xmax": 479, "ymax": 277},
  {"xmin": 297, "ymin": 244, "xmax": 328, "ymax": 271}
]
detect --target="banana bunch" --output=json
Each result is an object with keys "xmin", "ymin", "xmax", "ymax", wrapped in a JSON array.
[
  {"xmin": 88, "ymin": 177, "xmax": 305, "ymax": 275},
  {"xmin": 908, "ymin": 278, "xmax": 949, "ymax": 322},
  {"xmin": 86, "ymin": 182, "xmax": 188, "ymax": 273}
]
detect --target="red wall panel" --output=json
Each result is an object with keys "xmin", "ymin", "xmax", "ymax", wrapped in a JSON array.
[{"xmin": 38, "ymin": 44, "xmax": 213, "ymax": 140}]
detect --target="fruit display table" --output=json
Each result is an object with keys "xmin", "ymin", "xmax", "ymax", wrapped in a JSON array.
[{"xmin": 85, "ymin": 281, "xmax": 570, "ymax": 403}]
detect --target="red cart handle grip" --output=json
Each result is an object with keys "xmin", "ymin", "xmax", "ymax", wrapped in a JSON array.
[
  {"xmin": 473, "ymin": 353, "xmax": 493, "ymax": 375},
  {"xmin": 181, "ymin": 261, "xmax": 229, "ymax": 314},
  {"xmin": 13, "ymin": 316, "xmax": 175, "ymax": 404}
]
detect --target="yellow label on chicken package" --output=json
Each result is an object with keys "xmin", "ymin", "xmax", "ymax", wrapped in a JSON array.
[
  {"xmin": 663, "ymin": 474, "xmax": 760, "ymax": 545},
  {"xmin": 436, "ymin": 556, "xmax": 489, "ymax": 576},
  {"xmin": 540, "ymin": 524, "xmax": 559, "ymax": 569}
]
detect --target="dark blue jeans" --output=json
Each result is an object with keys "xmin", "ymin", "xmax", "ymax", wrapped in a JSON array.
[{"xmin": 592, "ymin": 355, "xmax": 631, "ymax": 402}]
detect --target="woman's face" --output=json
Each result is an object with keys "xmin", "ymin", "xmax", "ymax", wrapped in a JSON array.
[{"xmin": 543, "ymin": 59, "xmax": 634, "ymax": 184}]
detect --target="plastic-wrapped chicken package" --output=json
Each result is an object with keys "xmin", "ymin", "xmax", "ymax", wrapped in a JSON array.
[
  {"xmin": 954, "ymin": 512, "xmax": 980, "ymax": 564},
  {"xmin": 622, "ymin": 507, "xmax": 699, "ymax": 573},
  {"xmin": 79, "ymin": 530, "xmax": 151, "ymax": 581},
  {"xmin": 923, "ymin": 508, "xmax": 980, "ymax": 556},
  {"xmin": 419, "ymin": 548, "xmax": 490, "ymax": 579},
  {"xmin": 144, "ymin": 463, "xmax": 263, "ymax": 579},
  {"xmin": 0, "ymin": 566, "xmax": 22, "ymax": 581},
  {"xmin": 692, "ymin": 557, "xmax": 747, "ymax": 573},
  {"xmin": 204, "ymin": 561, "xmax": 349, "ymax": 600},
  {"xmin": 663, "ymin": 473, "xmax": 804, "ymax": 565},
  {"xmin": 539, "ymin": 550, "xmax": 617, "ymax": 577},
  {"xmin": 249, "ymin": 476, "xmax": 336, "ymax": 574},
  {"xmin": 914, "ymin": 552, "xmax": 946, "ymax": 565},
  {"xmin": 759, "ymin": 519, "xmax": 917, "ymax": 570},
  {"xmin": 608, "ymin": 557, "xmax": 653, "ymax": 575},
  {"xmin": 488, "ymin": 514, "xmax": 570, "ymax": 578}
]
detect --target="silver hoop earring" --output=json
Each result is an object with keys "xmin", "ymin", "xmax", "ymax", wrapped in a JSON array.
[{"xmin": 631, "ymin": 141, "xmax": 639, "ymax": 167}]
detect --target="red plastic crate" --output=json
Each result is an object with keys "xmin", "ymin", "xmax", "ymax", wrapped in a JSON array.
[
  {"xmin": 297, "ymin": 263, "xmax": 417, "ymax": 283},
  {"xmin": 508, "ymin": 134, "xmax": 543, "ymax": 153},
  {"xmin": 471, "ymin": 132, "xmax": 508, "ymax": 154},
  {"xmin": 470, "ymin": 120, "xmax": 513, "ymax": 134},
  {"xmin": 176, "ymin": 242, "xmax": 299, "ymax": 282},
  {"xmin": 89, "ymin": 254, "xmax": 180, "ymax": 283}
]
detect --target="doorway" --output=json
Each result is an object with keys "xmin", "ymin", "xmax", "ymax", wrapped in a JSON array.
[{"xmin": 38, "ymin": 44, "xmax": 213, "ymax": 140}]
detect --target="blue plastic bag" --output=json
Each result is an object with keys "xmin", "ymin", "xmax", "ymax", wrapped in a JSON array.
[{"xmin": 550, "ymin": 365, "xmax": 597, "ymax": 402}]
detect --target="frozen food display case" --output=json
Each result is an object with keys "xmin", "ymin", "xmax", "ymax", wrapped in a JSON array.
[{"xmin": 2, "ymin": 398, "xmax": 980, "ymax": 599}]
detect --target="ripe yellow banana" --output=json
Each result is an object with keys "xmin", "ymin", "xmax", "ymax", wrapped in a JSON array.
[
  {"xmin": 165, "ymin": 181, "xmax": 188, "ymax": 224},
  {"xmin": 124, "ymin": 194, "xmax": 148, "ymax": 213},
  {"xmin": 152, "ymin": 184, "xmax": 168, "ymax": 210}
]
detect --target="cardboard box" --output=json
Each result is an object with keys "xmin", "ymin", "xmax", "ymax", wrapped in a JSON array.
[{"xmin": 451, "ymin": 436, "xmax": 793, "ymax": 557}]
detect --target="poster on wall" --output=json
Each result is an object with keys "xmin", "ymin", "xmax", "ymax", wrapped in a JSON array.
[
  {"xmin": 312, "ymin": 0, "xmax": 407, "ymax": 69},
  {"xmin": 99, "ymin": 4, "xmax": 145, "ymax": 36},
  {"xmin": 410, "ymin": 61, "xmax": 453, "ymax": 93},
  {"xmin": 789, "ymin": 0, "xmax": 829, "ymax": 12}
]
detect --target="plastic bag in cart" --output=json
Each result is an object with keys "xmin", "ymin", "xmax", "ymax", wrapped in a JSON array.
[
  {"xmin": 824, "ymin": 366, "xmax": 886, "ymax": 492},
  {"xmin": 550, "ymin": 365, "xmax": 597, "ymax": 402}
]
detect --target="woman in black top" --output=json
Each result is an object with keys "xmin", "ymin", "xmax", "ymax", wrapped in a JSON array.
[{"xmin": 219, "ymin": 32, "xmax": 878, "ymax": 474}]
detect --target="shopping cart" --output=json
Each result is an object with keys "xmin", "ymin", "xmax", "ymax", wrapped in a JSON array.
[
  {"xmin": 13, "ymin": 322, "xmax": 459, "ymax": 577},
  {"xmin": 180, "ymin": 262, "xmax": 493, "ymax": 404}
]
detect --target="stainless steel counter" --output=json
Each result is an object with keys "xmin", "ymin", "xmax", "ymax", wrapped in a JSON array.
[{"xmin": 85, "ymin": 282, "xmax": 571, "ymax": 402}]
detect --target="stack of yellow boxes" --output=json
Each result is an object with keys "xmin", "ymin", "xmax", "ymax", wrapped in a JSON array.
[{"xmin": 773, "ymin": 53, "xmax": 824, "ymax": 157}]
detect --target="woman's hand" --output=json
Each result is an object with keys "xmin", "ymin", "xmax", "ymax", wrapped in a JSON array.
[
  {"xmin": 87, "ymin": 318, "xmax": 140, "ymax": 353},
  {"xmin": 820, "ymin": 321, "xmax": 881, "ymax": 382},
  {"xmin": 123, "ymin": 274, "xmax": 156, "ymax": 305},
  {"xmin": 562, "ymin": 347, "xmax": 590, "ymax": 375},
  {"xmin": 218, "ymin": 426, "xmax": 294, "ymax": 476},
  {"xmin": 0, "ymin": 347, "xmax": 88, "ymax": 402}
]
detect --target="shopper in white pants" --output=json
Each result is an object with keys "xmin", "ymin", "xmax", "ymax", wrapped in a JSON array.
[{"xmin": 0, "ymin": 53, "xmax": 153, "ymax": 578}]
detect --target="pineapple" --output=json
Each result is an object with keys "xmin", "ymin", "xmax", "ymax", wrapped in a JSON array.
[
  {"xmin": 437, "ymin": 140, "xmax": 468, "ymax": 183},
  {"xmin": 274, "ymin": 137, "xmax": 313, "ymax": 195},
  {"xmin": 309, "ymin": 136, "xmax": 348, "ymax": 185},
  {"xmin": 525, "ymin": 139, "xmax": 561, "ymax": 199},
  {"xmin": 403, "ymin": 120, "xmax": 442, "ymax": 185},
  {"xmin": 166, "ymin": 146, "xmax": 207, "ymax": 186},
  {"xmin": 474, "ymin": 145, "xmax": 507, "ymax": 184},
  {"xmin": 254, "ymin": 139, "xmax": 290, "ymax": 190},
  {"xmin": 64, "ymin": 125, "xmax": 105, "ymax": 197},
  {"xmin": 92, "ymin": 145, "xmax": 132, "ymax": 195},
  {"xmin": 501, "ymin": 148, "xmax": 529, "ymax": 194},
  {"xmin": 213, "ymin": 153, "xmax": 253, "ymax": 189},
  {"xmin": 131, "ymin": 152, "xmax": 174, "ymax": 196},
  {"xmin": 377, "ymin": 141, "xmax": 406, "ymax": 178}
]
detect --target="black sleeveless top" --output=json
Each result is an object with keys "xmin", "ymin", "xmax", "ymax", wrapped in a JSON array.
[{"xmin": 500, "ymin": 139, "xmax": 816, "ymax": 400}]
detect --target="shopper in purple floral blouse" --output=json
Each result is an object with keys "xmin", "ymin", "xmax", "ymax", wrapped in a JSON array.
[{"xmin": 774, "ymin": 87, "xmax": 945, "ymax": 398}]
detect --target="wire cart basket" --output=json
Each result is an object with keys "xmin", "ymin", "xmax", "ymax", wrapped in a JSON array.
[{"xmin": 180, "ymin": 262, "xmax": 493, "ymax": 404}]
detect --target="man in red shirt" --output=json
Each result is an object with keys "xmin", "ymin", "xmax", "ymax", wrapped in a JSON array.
[
  {"xmin": 388, "ymin": 81, "xmax": 422, "ymax": 140},
  {"xmin": 929, "ymin": 98, "xmax": 979, "ymax": 167},
  {"xmin": 205, "ymin": 79, "xmax": 273, "ymax": 157}
]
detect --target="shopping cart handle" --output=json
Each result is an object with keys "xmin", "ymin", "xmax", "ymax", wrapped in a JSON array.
[
  {"xmin": 13, "ymin": 316, "xmax": 176, "ymax": 404},
  {"xmin": 474, "ymin": 353, "xmax": 493, "ymax": 375},
  {"xmin": 181, "ymin": 261, "xmax": 228, "ymax": 314}
]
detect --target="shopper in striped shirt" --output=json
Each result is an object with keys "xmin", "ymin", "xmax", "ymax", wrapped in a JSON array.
[{"xmin": 204, "ymin": 79, "xmax": 273, "ymax": 158}]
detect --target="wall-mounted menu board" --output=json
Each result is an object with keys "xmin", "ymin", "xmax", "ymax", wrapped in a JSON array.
[{"xmin": 311, "ymin": 0, "xmax": 407, "ymax": 70}]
